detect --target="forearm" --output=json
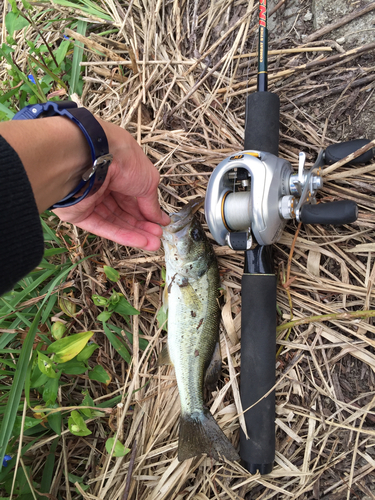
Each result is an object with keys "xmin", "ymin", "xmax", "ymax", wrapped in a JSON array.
[
  {"xmin": 0, "ymin": 113, "xmax": 169, "ymax": 252},
  {"xmin": 0, "ymin": 117, "xmax": 91, "ymax": 212}
]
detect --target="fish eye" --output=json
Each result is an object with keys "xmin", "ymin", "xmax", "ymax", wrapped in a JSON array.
[{"xmin": 191, "ymin": 227, "xmax": 203, "ymax": 241}]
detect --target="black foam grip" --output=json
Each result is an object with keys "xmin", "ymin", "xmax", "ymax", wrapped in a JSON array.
[
  {"xmin": 325, "ymin": 139, "xmax": 374, "ymax": 165},
  {"xmin": 300, "ymin": 200, "xmax": 358, "ymax": 225},
  {"xmin": 240, "ymin": 273, "xmax": 276, "ymax": 475},
  {"xmin": 244, "ymin": 92, "xmax": 280, "ymax": 156}
]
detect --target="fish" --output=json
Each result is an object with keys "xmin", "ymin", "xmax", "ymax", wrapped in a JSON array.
[{"xmin": 160, "ymin": 198, "xmax": 239, "ymax": 462}]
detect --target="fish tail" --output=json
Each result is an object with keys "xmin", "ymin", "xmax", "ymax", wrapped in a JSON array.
[{"xmin": 178, "ymin": 409, "xmax": 239, "ymax": 462}]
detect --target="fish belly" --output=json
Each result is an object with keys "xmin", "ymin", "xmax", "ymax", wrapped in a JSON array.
[{"xmin": 168, "ymin": 271, "xmax": 216, "ymax": 415}]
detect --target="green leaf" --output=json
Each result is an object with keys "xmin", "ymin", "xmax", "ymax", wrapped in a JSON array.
[
  {"xmin": 51, "ymin": 321, "xmax": 67, "ymax": 340},
  {"xmin": 157, "ymin": 307, "xmax": 168, "ymax": 331},
  {"xmin": 97, "ymin": 310, "xmax": 112, "ymax": 322},
  {"xmin": 13, "ymin": 416, "xmax": 42, "ymax": 437},
  {"xmin": 92, "ymin": 294, "xmax": 109, "ymax": 307},
  {"xmin": 0, "ymin": 86, "xmax": 18, "ymax": 104},
  {"xmin": 79, "ymin": 391, "xmax": 94, "ymax": 417},
  {"xmin": 29, "ymin": 364, "xmax": 49, "ymax": 389},
  {"xmin": 113, "ymin": 295, "xmax": 139, "ymax": 318},
  {"xmin": 0, "ymin": 307, "xmax": 42, "ymax": 470},
  {"xmin": 103, "ymin": 266, "xmax": 120, "ymax": 282},
  {"xmin": 68, "ymin": 472, "xmax": 84, "ymax": 483},
  {"xmin": 70, "ymin": 20, "xmax": 86, "ymax": 95},
  {"xmin": 88, "ymin": 365, "xmax": 111, "ymax": 385},
  {"xmin": 43, "ymin": 247, "xmax": 67, "ymax": 257},
  {"xmin": 40, "ymin": 218, "xmax": 63, "ymax": 244},
  {"xmin": 4, "ymin": 466, "xmax": 33, "ymax": 495},
  {"xmin": 8, "ymin": 0, "xmax": 18, "ymax": 13},
  {"xmin": 42, "ymin": 375, "xmax": 60, "ymax": 404},
  {"xmin": 57, "ymin": 360, "xmax": 87, "ymax": 375},
  {"xmin": 102, "ymin": 323, "xmax": 131, "ymax": 364},
  {"xmin": 161, "ymin": 267, "xmax": 166, "ymax": 283},
  {"xmin": 46, "ymin": 331, "xmax": 94, "ymax": 363},
  {"xmin": 109, "ymin": 290, "xmax": 120, "ymax": 306},
  {"xmin": 58, "ymin": 295, "xmax": 77, "ymax": 317},
  {"xmin": 105, "ymin": 437, "xmax": 130, "ymax": 457},
  {"xmin": 37, "ymin": 352, "xmax": 59, "ymax": 379},
  {"xmin": 27, "ymin": 55, "xmax": 47, "ymax": 100},
  {"xmin": 40, "ymin": 437, "xmax": 58, "ymax": 493},
  {"xmin": 78, "ymin": 391, "xmax": 105, "ymax": 417},
  {"xmin": 28, "ymin": 53, "xmax": 68, "ymax": 91},
  {"xmin": 68, "ymin": 410, "xmax": 91, "ymax": 436},
  {"xmin": 0, "ymin": 103, "xmax": 14, "ymax": 120},
  {"xmin": 110, "ymin": 323, "xmax": 149, "ymax": 351},
  {"xmin": 0, "ymin": 268, "xmax": 55, "ymax": 315},
  {"xmin": 5, "ymin": 12, "xmax": 29, "ymax": 36},
  {"xmin": 76, "ymin": 343, "xmax": 99, "ymax": 362},
  {"xmin": 47, "ymin": 406, "xmax": 62, "ymax": 435},
  {"xmin": 41, "ymin": 293, "xmax": 58, "ymax": 324},
  {"xmin": 55, "ymin": 39, "xmax": 70, "ymax": 66},
  {"xmin": 53, "ymin": 0, "xmax": 112, "ymax": 20}
]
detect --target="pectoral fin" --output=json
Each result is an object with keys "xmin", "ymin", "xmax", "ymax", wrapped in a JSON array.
[
  {"xmin": 158, "ymin": 343, "xmax": 173, "ymax": 366},
  {"xmin": 179, "ymin": 281, "xmax": 202, "ymax": 311},
  {"xmin": 162, "ymin": 284, "xmax": 169, "ymax": 313},
  {"xmin": 205, "ymin": 341, "xmax": 222, "ymax": 392}
]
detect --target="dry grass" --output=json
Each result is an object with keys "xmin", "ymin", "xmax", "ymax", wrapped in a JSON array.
[{"xmin": 3, "ymin": 0, "xmax": 375, "ymax": 498}]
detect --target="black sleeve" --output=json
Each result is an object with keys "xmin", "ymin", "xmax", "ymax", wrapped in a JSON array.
[{"xmin": 0, "ymin": 135, "xmax": 44, "ymax": 296}]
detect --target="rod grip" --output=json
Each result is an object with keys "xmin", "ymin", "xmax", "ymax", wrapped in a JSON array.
[
  {"xmin": 300, "ymin": 200, "xmax": 358, "ymax": 225},
  {"xmin": 244, "ymin": 92, "xmax": 280, "ymax": 156},
  {"xmin": 325, "ymin": 139, "xmax": 374, "ymax": 165},
  {"xmin": 240, "ymin": 273, "xmax": 276, "ymax": 475}
]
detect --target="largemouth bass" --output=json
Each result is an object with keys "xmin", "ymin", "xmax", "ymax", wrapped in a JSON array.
[{"xmin": 161, "ymin": 198, "xmax": 239, "ymax": 462}]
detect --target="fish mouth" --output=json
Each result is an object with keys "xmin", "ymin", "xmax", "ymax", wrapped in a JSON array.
[{"xmin": 164, "ymin": 198, "xmax": 205, "ymax": 234}]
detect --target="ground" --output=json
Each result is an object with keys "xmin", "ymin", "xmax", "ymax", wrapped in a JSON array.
[
  {"xmin": 268, "ymin": 0, "xmax": 375, "ymax": 142},
  {"xmin": 2, "ymin": 0, "xmax": 375, "ymax": 499}
]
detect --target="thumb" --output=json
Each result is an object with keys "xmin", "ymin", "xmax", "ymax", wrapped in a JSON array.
[{"xmin": 138, "ymin": 193, "xmax": 171, "ymax": 226}]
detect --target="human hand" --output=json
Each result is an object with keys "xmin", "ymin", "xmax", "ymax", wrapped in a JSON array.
[{"xmin": 53, "ymin": 120, "xmax": 170, "ymax": 251}]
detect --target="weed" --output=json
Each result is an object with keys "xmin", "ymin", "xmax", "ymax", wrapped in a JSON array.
[{"xmin": 0, "ymin": 1, "xmax": 88, "ymax": 117}]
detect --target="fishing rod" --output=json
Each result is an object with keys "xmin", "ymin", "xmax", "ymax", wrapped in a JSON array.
[{"xmin": 204, "ymin": 0, "xmax": 371, "ymax": 474}]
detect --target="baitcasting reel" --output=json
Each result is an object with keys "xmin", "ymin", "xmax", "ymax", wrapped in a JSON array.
[{"xmin": 205, "ymin": 148, "xmax": 358, "ymax": 251}]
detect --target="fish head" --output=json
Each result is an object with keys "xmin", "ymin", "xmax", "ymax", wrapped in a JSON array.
[{"xmin": 162, "ymin": 198, "xmax": 214, "ymax": 279}]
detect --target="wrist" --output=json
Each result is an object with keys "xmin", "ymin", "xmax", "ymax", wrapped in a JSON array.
[
  {"xmin": 0, "ymin": 117, "xmax": 92, "ymax": 212},
  {"xmin": 11, "ymin": 102, "xmax": 112, "ymax": 211}
]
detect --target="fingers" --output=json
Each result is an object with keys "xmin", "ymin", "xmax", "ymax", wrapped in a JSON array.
[
  {"xmin": 75, "ymin": 210, "xmax": 163, "ymax": 251},
  {"xmin": 137, "ymin": 193, "xmax": 170, "ymax": 227},
  {"xmin": 95, "ymin": 196, "xmax": 165, "ymax": 238}
]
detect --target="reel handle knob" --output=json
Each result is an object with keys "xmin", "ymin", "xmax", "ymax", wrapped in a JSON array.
[
  {"xmin": 325, "ymin": 139, "xmax": 375, "ymax": 165},
  {"xmin": 300, "ymin": 200, "xmax": 358, "ymax": 225}
]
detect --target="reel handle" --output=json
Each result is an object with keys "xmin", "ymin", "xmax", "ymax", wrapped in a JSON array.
[
  {"xmin": 325, "ymin": 139, "xmax": 375, "ymax": 165},
  {"xmin": 244, "ymin": 92, "xmax": 280, "ymax": 156},
  {"xmin": 300, "ymin": 200, "xmax": 358, "ymax": 225}
]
